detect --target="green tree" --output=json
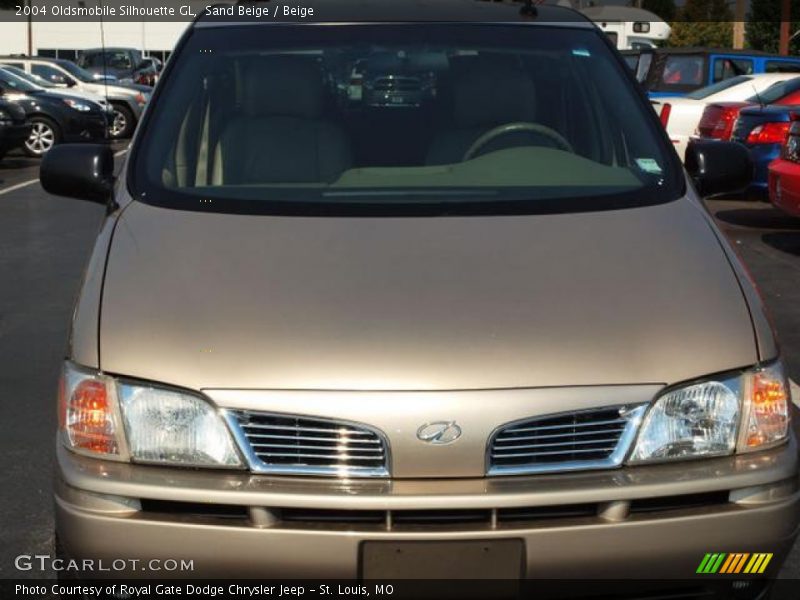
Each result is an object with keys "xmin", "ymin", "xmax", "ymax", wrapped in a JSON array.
[
  {"xmin": 639, "ymin": 0, "xmax": 678, "ymax": 22},
  {"xmin": 746, "ymin": 0, "xmax": 800, "ymax": 55},
  {"xmin": 667, "ymin": 0, "xmax": 734, "ymax": 48}
]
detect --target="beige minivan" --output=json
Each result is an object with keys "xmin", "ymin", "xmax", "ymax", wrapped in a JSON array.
[{"xmin": 41, "ymin": 1, "xmax": 798, "ymax": 595}]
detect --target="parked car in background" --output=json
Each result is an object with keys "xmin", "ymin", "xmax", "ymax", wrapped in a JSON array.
[
  {"xmin": 77, "ymin": 47, "xmax": 156, "ymax": 87},
  {"xmin": 689, "ymin": 78, "xmax": 800, "ymax": 199},
  {"xmin": 768, "ymin": 118, "xmax": 800, "ymax": 217},
  {"xmin": 0, "ymin": 97, "xmax": 31, "ymax": 160},
  {"xmin": 652, "ymin": 73, "xmax": 794, "ymax": 161},
  {"xmin": 362, "ymin": 52, "xmax": 437, "ymax": 108},
  {"xmin": 139, "ymin": 56, "xmax": 162, "ymax": 86},
  {"xmin": 0, "ymin": 68, "xmax": 106, "ymax": 156},
  {"xmin": 0, "ymin": 57, "xmax": 150, "ymax": 139},
  {"xmin": 634, "ymin": 48, "xmax": 800, "ymax": 98},
  {"xmin": 0, "ymin": 65, "xmax": 116, "ymax": 125},
  {"xmin": 696, "ymin": 76, "xmax": 800, "ymax": 142}
]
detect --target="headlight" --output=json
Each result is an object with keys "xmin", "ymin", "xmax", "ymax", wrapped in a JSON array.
[
  {"xmin": 629, "ymin": 361, "xmax": 790, "ymax": 463},
  {"xmin": 62, "ymin": 98, "xmax": 92, "ymax": 112},
  {"xmin": 118, "ymin": 382, "xmax": 242, "ymax": 467},
  {"xmin": 58, "ymin": 362, "xmax": 243, "ymax": 469}
]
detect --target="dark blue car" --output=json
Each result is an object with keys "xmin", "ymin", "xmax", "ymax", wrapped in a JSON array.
[{"xmin": 731, "ymin": 104, "xmax": 798, "ymax": 198}]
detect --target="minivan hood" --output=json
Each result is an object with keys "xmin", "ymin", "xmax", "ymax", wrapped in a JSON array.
[{"xmin": 99, "ymin": 197, "xmax": 757, "ymax": 391}]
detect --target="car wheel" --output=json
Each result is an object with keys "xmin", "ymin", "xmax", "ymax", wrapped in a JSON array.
[
  {"xmin": 109, "ymin": 103, "xmax": 135, "ymax": 139},
  {"xmin": 23, "ymin": 116, "xmax": 60, "ymax": 157}
]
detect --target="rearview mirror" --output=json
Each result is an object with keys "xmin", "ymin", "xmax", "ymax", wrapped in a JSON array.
[
  {"xmin": 40, "ymin": 144, "xmax": 114, "ymax": 204},
  {"xmin": 685, "ymin": 140, "xmax": 752, "ymax": 197}
]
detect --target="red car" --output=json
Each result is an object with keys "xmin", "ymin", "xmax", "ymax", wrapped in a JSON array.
[
  {"xmin": 768, "ymin": 119, "xmax": 800, "ymax": 217},
  {"xmin": 697, "ymin": 76, "xmax": 800, "ymax": 141}
]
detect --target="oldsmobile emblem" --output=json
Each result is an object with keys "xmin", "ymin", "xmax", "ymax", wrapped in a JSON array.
[{"xmin": 416, "ymin": 421, "xmax": 462, "ymax": 445}]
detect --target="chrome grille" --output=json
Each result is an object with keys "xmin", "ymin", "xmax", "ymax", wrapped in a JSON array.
[
  {"xmin": 226, "ymin": 411, "xmax": 389, "ymax": 478},
  {"xmin": 487, "ymin": 405, "xmax": 646, "ymax": 476}
]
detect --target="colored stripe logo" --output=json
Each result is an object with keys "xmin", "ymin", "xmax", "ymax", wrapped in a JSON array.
[{"xmin": 697, "ymin": 553, "xmax": 772, "ymax": 574}]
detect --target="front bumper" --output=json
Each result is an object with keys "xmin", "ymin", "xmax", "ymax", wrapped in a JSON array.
[
  {"xmin": 62, "ymin": 113, "xmax": 108, "ymax": 143},
  {"xmin": 55, "ymin": 434, "xmax": 800, "ymax": 579},
  {"xmin": 0, "ymin": 121, "xmax": 32, "ymax": 152}
]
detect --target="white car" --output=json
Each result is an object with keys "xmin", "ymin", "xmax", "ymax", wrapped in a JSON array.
[{"xmin": 652, "ymin": 73, "xmax": 799, "ymax": 161}]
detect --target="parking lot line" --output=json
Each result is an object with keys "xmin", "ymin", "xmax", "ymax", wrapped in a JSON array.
[
  {"xmin": 0, "ymin": 148, "xmax": 128, "ymax": 196},
  {"xmin": 793, "ymin": 380, "xmax": 800, "ymax": 407},
  {"xmin": 0, "ymin": 178, "xmax": 39, "ymax": 196}
]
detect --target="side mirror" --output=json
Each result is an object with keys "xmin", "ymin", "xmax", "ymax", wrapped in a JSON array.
[
  {"xmin": 685, "ymin": 140, "xmax": 753, "ymax": 197},
  {"xmin": 40, "ymin": 144, "xmax": 114, "ymax": 204}
]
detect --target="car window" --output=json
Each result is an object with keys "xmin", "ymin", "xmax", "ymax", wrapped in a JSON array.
[
  {"xmin": 133, "ymin": 24, "xmax": 680, "ymax": 217},
  {"xmin": 712, "ymin": 57, "xmax": 754, "ymax": 83},
  {"xmin": 766, "ymin": 60, "xmax": 800, "ymax": 73},
  {"xmin": 0, "ymin": 69, "xmax": 40, "ymax": 93},
  {"xmin": 56, "ymin": 60, "xmax": 96, "ymax": 83},
  {"xmin": 107, "ymin": 51, "xmax": 133, "ymax": 70},
  {"xmin": 31, "ymin": 63, "xmax": 70, "ymax": 85},
  {"xmin": 1, "ymin": 64, "xmax": 54, "ymax": 87},
  {"xmin": 749, "ymin": 77, "xmax": 800, "ymax": 104},
  {"xmin": 80, "ymin": 53, "xmax": 111, "ymax": 69},
  {"xmin": 661, "ymin": 55, "xmax": 704, "ymax": 86},
  {"xmin": 685, "ymin": 75, "xmax": 752, "ymax": 100}
]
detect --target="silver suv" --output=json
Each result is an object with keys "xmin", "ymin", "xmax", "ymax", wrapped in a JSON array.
[{"xmin": 0, "ymin": 56, "xmax": 149, "ymax": 138}]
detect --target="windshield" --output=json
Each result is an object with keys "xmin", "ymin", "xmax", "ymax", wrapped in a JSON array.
[
  {"xmin": 57, "ymin": 60, "xmax": 96, "ymax": 83},
  {"xmin": 749, "ymin": 77, "xmax": 800, "ymax": 104},
  {"xmin": 0, "ymin": 69, "xmax": 41, "ymax": 93},
  {"xmin": 133, "ymin": 24, "xmax": 680, "ymax": 216},
  {"xmin": 685, "ymin": 75, "xmax": 752, "ymax": 100}
]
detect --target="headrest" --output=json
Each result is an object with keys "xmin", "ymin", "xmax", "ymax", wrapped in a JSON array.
[
  {"xmin": 242, "ymin": 56, "xmax": 324, "ymax": 119},
  {"xmin": 453, "ymin": 59, "xmax": 537, "ymax": 128}
]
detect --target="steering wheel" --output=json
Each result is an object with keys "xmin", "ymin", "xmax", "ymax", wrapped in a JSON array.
[{"xmin": 463, "ymin": 122, "xmax": 574, "ymax": 161}]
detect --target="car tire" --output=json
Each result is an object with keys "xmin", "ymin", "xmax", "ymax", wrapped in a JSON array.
[
  {"xmin": 109, "ymin": 103, "xmax": 135, "ymax": 139},
  {"xmin": 23, "ymin": 116, "xmax": 61, "ymax": 158}
]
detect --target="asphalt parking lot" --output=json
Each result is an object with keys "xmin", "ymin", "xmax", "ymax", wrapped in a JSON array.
[{"xmin": 0, "ymin": 149, "xmax": 799, "ymax": 580}]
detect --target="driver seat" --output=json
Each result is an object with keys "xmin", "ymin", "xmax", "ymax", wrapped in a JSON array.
[{"xmin": 426, "ymin": 59, "xmax": 538, "ymax": 165}]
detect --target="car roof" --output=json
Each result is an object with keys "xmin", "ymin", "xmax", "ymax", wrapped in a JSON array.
[
  {"xmin": 641, "ymin": 47, "xmax": 800, "ymax": 58},
  {"xmin": 195, "ymin": 0, "xmax": 592, "ymax": 27},
  {"xmin": 79, "ymin": 47, "xmax": 140, "ymax": 53},
  {"xmin": 0, "ymin": 56, "xmax": 67, "ymax": 65}
]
